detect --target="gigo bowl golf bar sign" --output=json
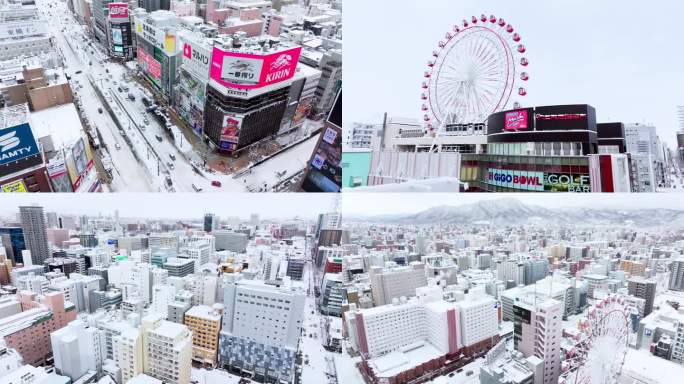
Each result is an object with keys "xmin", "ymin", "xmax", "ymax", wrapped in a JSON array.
[{"xmin": 487, "ymin": 168, "xmax": 590, "ymax": 192}]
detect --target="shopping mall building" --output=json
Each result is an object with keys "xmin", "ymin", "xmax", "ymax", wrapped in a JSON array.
[{"xmin": 460, "ymin": 104, "xmax": 632, "ymax": 192}]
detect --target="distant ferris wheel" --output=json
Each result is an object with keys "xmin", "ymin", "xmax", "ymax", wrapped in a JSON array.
[
  {"xmin": 420, "ymin": 14, "xmax": 529, "ymax": 131},
  {"xmin": 559, "ymin": 295, "xmax": 631, "ymax": 384}
]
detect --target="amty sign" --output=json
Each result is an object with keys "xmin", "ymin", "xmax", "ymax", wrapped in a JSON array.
[{"xmin": 0, "ymin": 123, "xmax": 40, "ymax": 167}]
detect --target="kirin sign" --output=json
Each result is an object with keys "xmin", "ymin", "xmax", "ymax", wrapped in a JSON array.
[{"xmin": 210, "ymin": 46, "xmax": 302, "ymax": 90}]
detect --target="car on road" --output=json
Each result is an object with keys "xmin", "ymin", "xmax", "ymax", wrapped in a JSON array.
[
  {"xmin": 143, "ymin": 118, "xmax": 149, "ymax": 125},
  {"xmin": 115, "ymin": 143, "xmax": 121, "ymax": 150},
  {"xmin": 74, "ymin": 70, "xmax": 82, "ymax": 74},
  {"xmin": 192, "ymin": 184, "xmax": 202, "ymax": 192},
  {"xmin": 117, "ymin": 87, "xmax": 123, "ymax": 93},
  {"xmin": 165, "ymin": 176, "xmax": 173, "ymax": 187},
  {"xmin": 211, "ymin": 180, "xmax": 222, "ymax": 187},
  {"xmin": 98, "ymin": 108, "xmax": 103, "ymax": 113},
  {"xmin": 127, "ymin": 93, "xmax": 135, "ymax": 101},
  {"xmin": 155, "ymin": 134, "xmax": 163, "ymax": 142},
  {"xmin": 169, "ymin": 154, "xmax": 176, "ymax": 161},
  {"xmin": 167, "ymin": 162, "xmax": 174, "ymax": 170}
]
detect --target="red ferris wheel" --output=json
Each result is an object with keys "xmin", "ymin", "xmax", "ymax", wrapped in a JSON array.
[{"xmin": 420, "ymin": 14, "xmax": 529, "ymax": 132}]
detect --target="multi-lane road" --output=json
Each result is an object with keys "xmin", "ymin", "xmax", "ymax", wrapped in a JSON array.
[{"xmin": 38, "ymin": 0, "xmax": 321, "ymax": 192}]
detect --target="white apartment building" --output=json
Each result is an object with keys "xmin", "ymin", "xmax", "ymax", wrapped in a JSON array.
[
  {"xmin": 369, "ymin": 262, "xmax": 427, "ymax": 306},
  {"xmin": 219, "ymin": 279, "xmax": 305, "ymax": 383},
  {"xmin": 141, "ymin": 314, "xmax": 192, "ymax": 384},
  {"xmin": 513, "ymin": 295, "xmax": 563, "ymax": 384},
  {"xmin": 50, "ymin": 319, "xmax": 104, "ymax": 381}
]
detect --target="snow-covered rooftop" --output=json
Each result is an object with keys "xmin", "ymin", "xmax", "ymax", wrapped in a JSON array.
[{"xmin": 28, "ymin": 103, "xmax": 83, "ymax": 148}]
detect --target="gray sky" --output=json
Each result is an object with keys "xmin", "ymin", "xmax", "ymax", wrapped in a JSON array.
[
  {"xmin": 342, "ymin": 193, "xmax": 684, "ymax": 216},
  {"xmin": 0, "ymin": 194, "xmax": 335, "ymax": 220},
  {"xmin": 344, "ymin": 0, "xmax": 684, "ymax": 147}
]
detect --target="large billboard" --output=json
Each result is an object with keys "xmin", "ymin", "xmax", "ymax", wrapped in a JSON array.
[
  {"xmin": 0, "ymin": 123, "xmax": 40, "ymax": 167},
  {"xmin": 182, "ymin": 41, "xmax": 211, "ymax": 81},
  {"xmin": 209, "ymin": 46, "xmax": 302, "ymax": 90},
  {"xmin": 138, "ymin": 48, "xmax": 161, "ymax": 85},
  {"xmin": 108, "ymin": 3, "xmax": 129, "ymax": 19},
  {"xmin": 219, "ymin": 114, "xmax": 242, "ymax": 151},
  {"xmin": 504, "ymin": 110, "xmax": 529, "ymax": 131}
]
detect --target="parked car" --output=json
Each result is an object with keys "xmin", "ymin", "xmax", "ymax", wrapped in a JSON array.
[
  {"xmin": 155, "ymin": 134, "xmax": 163, "ymax": 142},
  {"xmin": 115, "ymin": 143, "xmax": 121, "ymax": 150},
  {"xmin": 211, "ymin": 180, "xmax": 222, "ymax": 187},
  {"xmin": 192, "ymin": 183, "xmax": 202, "ymax": 192},
  {"xmin": 98, "ymin": 108, "xmax": 103, "ymax": 113},
  {"xmin": 169, "ymin": 153, "xmax": 176, "ymax": 161}
]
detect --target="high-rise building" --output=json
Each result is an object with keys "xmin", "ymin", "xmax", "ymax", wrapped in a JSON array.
[
  {"xmin": 669, "ymin": 257, "xmax": 684, "ymax": 292},
  {"xmin": 141, "ymin": 314, "xmax": 192, "ymax": 384},
  {"xmin": 184, "ymin": 305, "xmax": 222, "ymax": 367},
  {"xmin": 219, "ymin": 280, "xmax": 305, "ymax": 383},
  {"xmin": 369, "ymin": 262, "xmax": 427, "ymax": 306},
  {"xmin": 628, "ymin": 277, "xmax": 656, "ymax": 316},
  {"xmin": 513, "ymin": 295, "xmax": 563, "ymax": 384},
  {"xmin": 0, "ymin": 227, "xmax": 25, "ymax": 265},
  {"xmin": 19, "ymin": 206, "xmax": 50, "ymax": 265}
]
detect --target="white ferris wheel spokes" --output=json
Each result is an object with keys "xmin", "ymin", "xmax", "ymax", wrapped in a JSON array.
[{"xmin": 421, "ymin": 14, "xmax": 529, "ymax": 132}]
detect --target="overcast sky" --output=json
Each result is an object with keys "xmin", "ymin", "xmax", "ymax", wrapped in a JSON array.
[
  {"xmin": 344, "ymin": 0, "xmax": 684, "ymax": 147},
  {"xmin": 342, "ymin": 193, "xmax": 684, "ymax": 216},
  {"xmin": 0, "ymin": 194, "xmax": 335, "ymax": 220}
]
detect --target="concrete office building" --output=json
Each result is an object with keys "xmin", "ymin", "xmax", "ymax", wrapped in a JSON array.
[
  {"xmin": 1, "ymin": 292, "xmax": 77, "ymax": 366},
  {"xmin": 141, "ymin": 314, "xmax": 192, "ymax": 384},
  {"xmin": 163, "ymin": 257, "xmax": 195, "ymax": 277},
  {"xmin": 213, "ymin": 231, "xmax": 248, "ymax": 252},
  {"xmin": 628, "ymin": 277, "xmax": 656, "ymax": 316},
  {"xmin": 480, "ymin": 340, "xmax": 537, "ymax": 384},
  {"xmin": 313, "ymin": 49, "xmax": 342, "ymax": 116},
  {"xmin": 513, "ymin": 295, "xmax": 563, "ymax": 384},
  {"xmin": 218, "ymin": 279, "xmax": 305, "ymax": 383},
  {"xmin": 369, "ymin": 262, "xmax": 427, "ymax": 306},
  {"xmin": 0, "ymin": 4, "xmax": 57, "ymax": 62},
  {"xmin": 184, "ymin": 305, "xmax": 222, "ymax": 367},
  {"xmin": 20, "ymin": 206, "xmax": 50, "ymax": 265}
]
